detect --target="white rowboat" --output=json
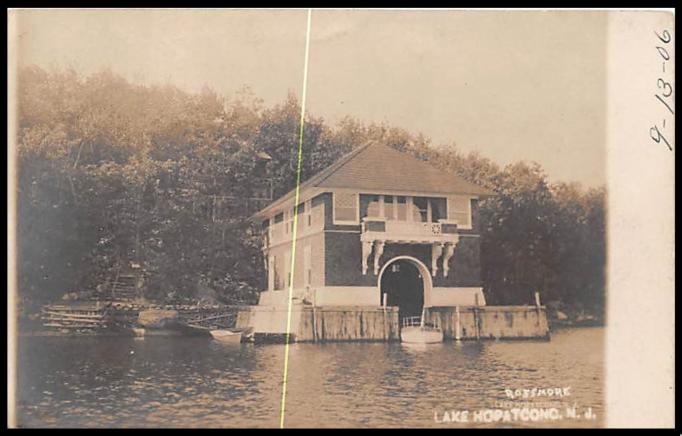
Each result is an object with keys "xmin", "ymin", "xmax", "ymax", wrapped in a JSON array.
[
  {"xmin": 400, "ymin": 309, "xmax": 444, "ymax": 344},
  {"xmin": 400, "ymin": 326, "xmax": 444, "ymax": 344},
  {"xmin": 210, "ymin": 329, "xmax": 243, "ymax": 344}
]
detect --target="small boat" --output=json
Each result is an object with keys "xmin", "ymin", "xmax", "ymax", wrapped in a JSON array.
[
  {"xmin": 131, "ymin": 323, "xmax": 211, "ymax": 338},
  {"xmin": 209, "ymin": 329, "xmax": 243, "ymax": 344},
  {"xmin": 400, "ymin": 308, "xmax": 444, "ymax": 344},
  {"xmin": 132, "ymin": 327, "xmax": 184, "ymax": 337}
]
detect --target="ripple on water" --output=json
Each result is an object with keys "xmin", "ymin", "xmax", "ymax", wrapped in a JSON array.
[{"xmin": 16, "ymin": 328, "xmax": 604, "ymax": 428}]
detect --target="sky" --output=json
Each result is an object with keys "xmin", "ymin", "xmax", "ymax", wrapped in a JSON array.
[{"xmin": 13, "ymin": 9, "xmax": 608, "ymax": 187}]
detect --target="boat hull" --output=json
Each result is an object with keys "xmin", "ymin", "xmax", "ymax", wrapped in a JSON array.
[
  {"xmin": 400, "ymin": 326, "xmax": 444, "ymax": 344},
  {"xmin": 210, "ymin": 329, "xmax": 243, "ymax": 344}
]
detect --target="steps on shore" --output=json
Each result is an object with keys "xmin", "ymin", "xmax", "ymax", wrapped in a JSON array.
[{"xmin": 110, "ymin": 274, "xmax": 140, "ymax": 301}]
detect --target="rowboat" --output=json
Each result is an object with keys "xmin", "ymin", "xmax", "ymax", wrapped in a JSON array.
[
  {"xmin": 209, "ymin": 329, "xmax": 243, "ymax": 344},
  {"xmin": 400, "ymin": 309, "xmax": 443, "ymax": 344},
  {"xmin": 131, "ymin": 322, "xmax": 211, "ymax": 338}
]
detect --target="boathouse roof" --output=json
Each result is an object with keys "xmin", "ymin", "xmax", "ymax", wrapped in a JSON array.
[{"xmin": 253, "ymin": 142, "xmax": 496, "ymax": 220}]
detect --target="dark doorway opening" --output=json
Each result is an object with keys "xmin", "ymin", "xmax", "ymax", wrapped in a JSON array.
[{"xmin": 380, "ymin": 259, "xmax": 424, "ymax": 322}]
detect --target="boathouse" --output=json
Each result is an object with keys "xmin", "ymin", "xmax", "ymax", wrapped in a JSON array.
[{"xmin": 237, "ymin": 142, "xmax": 549, "ymax": 342}]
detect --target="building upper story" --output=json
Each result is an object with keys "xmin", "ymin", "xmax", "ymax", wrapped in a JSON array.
[{"xmin": 252, "ymin": 142, "xmax": 495, "ymax": 252}]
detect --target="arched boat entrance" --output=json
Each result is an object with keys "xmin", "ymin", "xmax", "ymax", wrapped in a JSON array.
[{"xmin": 378, "ymin": 256, "xmax": 433, "ymax": 322}]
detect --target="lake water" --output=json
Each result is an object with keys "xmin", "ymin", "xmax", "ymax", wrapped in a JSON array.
[{"xmin": 15, "ymin": 327, "xmax": 604, "ymax": 428}]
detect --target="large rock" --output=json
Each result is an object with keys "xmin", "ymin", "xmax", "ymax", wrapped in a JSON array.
[
  {"xmin": 138, "ymin": 309, "xmax": 179, "ymax": 329},
  {"xmin": 62, "ymin": 292, "xmax": 79, "ymax": 301},
  {"xmin": 555, "ymin": 310, "xmax": 569, "ymax": 321},
  {"xmin": 196, "ymin": 281, "xmax": 220, "ymax": 305}
]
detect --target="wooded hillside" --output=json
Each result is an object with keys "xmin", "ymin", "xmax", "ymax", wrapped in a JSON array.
[{"xmin": 15, "ymin": 66, "xmax": 606, "ymax": 320}]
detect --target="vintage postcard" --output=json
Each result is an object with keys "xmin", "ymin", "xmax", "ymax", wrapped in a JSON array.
[{"xmin": 7, "ymin": 8, "xmax": 675, "ymax": 428}]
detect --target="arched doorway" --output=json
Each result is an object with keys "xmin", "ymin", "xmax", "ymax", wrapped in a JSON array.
[{"xmin": 378, "ymin": 256, "xmax": 433, "ymax": 322}]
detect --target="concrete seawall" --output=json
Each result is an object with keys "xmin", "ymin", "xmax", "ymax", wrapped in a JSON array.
[
  {"xmin": 236, "ymin": 305, "xmax": 400, "ymax": 342},
  {"xmin": 236, "ymin": 305, "xmax": 550, "ymax": 342},
  {"xmin": 426, "ymin": 306, "xmax": 550, "ymax": 340}
]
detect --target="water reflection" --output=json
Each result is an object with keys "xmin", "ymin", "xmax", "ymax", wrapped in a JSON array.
[{"xmin": 17, "ymin": 327, "xmax": 604, "ymax": 428}]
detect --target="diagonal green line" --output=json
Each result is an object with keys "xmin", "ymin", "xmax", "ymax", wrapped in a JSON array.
[{"xmin": 279, "ymin": 8, "xmax": 312, "ymax": 429}]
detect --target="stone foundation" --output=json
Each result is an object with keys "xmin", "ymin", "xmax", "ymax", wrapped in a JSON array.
[
  {"xmin": 236, "ymin": 305, "xmax": 400, "ymax": 342},
  {"xmin": 236, "ymin": 304, "xmax": 550, "ymax": 342},
  {"xmin": 426, "ymin": 306, "xmax": 550, "ymax": 340}
]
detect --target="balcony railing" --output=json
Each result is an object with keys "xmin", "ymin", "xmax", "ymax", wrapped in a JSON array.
[
  {"xmin": 361, "ymin": 217, "xmax": 459, "ymax": 243},
  {"xmin": 402, "ymin": 315, "xmax": 441, "ymax": 329}
]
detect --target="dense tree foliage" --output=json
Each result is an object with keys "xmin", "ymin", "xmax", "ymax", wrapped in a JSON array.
[{"xmin": 15, "ymin": 67, "xmax": 605, "ymax": 320}]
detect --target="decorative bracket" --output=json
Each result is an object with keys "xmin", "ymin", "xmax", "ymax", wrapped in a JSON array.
[
  {"xmin": 431, "ymin": 243, "xmax": 444, "ymax": 276},
  {"xmin": 442, "ymin": 237, "xmax": 460, "ymax": 277},
  {"xmin": 373, "ymin": 241, "xmax": 385, "ymax": 275},
  {"xmin": 362, "ymin": 240, "xmax": 373, "ymax": 275},
  {"xmin": 262, "ymin": 246, "xmax": 270, "ymax": 272}
]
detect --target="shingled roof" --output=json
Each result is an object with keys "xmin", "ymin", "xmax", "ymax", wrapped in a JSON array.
[{"xmin": 253, "ymin": 142, "xmax": 495, "ymax": 220}]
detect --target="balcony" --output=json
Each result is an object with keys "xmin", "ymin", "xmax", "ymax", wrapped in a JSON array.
[
  {"xmin": 360, "ymin": 217, "xmax": 461, "ymax": 276},
  {"xmin": 360, "ymin": 217, "xmax": 460, "ymax": 244}
]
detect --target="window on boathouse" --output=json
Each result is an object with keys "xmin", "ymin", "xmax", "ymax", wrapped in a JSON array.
[
  {"xmin": 448, "ymin": 196, "xmax": 472, "ymax": 229},
  {"xmin": 333, "ymin": 192, "xmax": 358, "ymax": 224},
  {"xmin": 360, "ymin": 195, "xmax": 447, "ymax": 223}
]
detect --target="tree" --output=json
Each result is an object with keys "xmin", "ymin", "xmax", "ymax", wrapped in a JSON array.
[{"xmin": 15, "ymin": 66, "xmax": 606, "ymax": 321}]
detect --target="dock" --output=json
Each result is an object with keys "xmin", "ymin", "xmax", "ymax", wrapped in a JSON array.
[{"xmin": 40, "ymin": 301, "xmax": 243, "ymax": 334}]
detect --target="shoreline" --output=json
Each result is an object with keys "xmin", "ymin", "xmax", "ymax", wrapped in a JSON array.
[{"xmin": 17, "ymin": 323, "xmax": 604, "ymax": 338}]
